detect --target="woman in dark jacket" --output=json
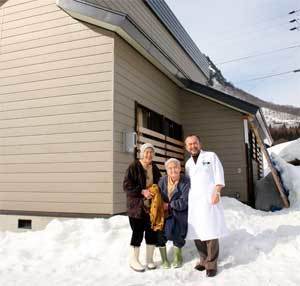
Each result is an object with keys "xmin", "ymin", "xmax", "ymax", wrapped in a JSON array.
[
  {"xmin": 123, "ymin": 143, "xmax": 161, "ymax": 272},
  {"xmin": 157, "ymin": 158, "xmax": 190, "ymax": 268}
]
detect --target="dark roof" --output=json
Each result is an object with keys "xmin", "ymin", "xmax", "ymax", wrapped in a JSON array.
[
  {"xmin": 144, "ymin": 0, "xmax": 210, "ymax": 78},
  {"xmin": 184, "ymin": 80, "xmax": 273, "ymax": 145},
  {"xmin": 185, "ymin": 80, "xmax": 260, "ymax": 114}
]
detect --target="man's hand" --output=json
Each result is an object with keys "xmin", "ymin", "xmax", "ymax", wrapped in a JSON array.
[
  {"xmin": 211, "ymin": 191, "xmax": 220, "ymax": 204},
  {"xmin": 142, "ymin": 189, "xmax": 152, "ymax": 199},
  {"xmin": 211, "ymin": 185, "xmax": 223, "ymax": 204}
]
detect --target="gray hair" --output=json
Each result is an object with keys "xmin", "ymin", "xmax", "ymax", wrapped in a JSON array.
[{"xmin": 164, "ymin": 158, "xmax": 181, "ymax": 169}]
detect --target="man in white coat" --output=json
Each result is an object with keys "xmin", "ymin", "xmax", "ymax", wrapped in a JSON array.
[{"xmin": 185, "ymin": 135, "xmax": 228, "ymax": 277}]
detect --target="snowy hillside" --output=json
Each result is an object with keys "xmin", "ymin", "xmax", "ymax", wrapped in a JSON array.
[
  {"xmin": 0, "ymin": 142, "xmax": 300, "ymax": 286},
  {"xmin": 209, "ymin": 63, "xmax": 300, "ymax": 129},
  {"xmin": 262, "ymin": 107, "xmax": 300, "ymax": 128}
]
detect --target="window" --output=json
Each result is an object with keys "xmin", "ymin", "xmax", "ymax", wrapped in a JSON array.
[
  {"xmin": 137, "ymin": 105, "xmax": 182, "ymax": 141},
  {"xmin": 136, "ymin": 104, "xmax": 184, "ymax": 173}
]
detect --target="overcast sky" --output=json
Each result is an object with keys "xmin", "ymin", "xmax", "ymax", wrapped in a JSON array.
[{"xmin": 165, "ymin": 0, "xmax": 300, "ymax": 107}]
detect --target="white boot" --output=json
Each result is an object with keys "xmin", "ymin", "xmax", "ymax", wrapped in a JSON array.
[
  {"xmin": 129, "ymin": 246, "xmax": 145, "ymax": 272},
  {"xmin": 146, "ymin": 244, "xmax": 156, "ymax": 270}
]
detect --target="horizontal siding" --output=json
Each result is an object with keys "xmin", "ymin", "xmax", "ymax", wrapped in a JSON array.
[
  {"xmin": 0, "ymin": 182, "xmax": 112, "ymax": 193},
  {"xmin": 0, "ymin": 161, "xmax": 113, "ymax": 173},
  {"xmin": 0, "ymin": 192, "xmax": 113, "ymax": 203},
  {"xmin": 0, "ymin": 172, "xmax": 112, "ymax": 183},
  {"xmin": 0, "ymin": 0, "xmax": 114, "ymax": 215},
  {"xmin": 181, "ymin": 90, "xmax": 248, "ymax": 202},
  {"xmin": 0, "ymin": 131, "xmax": 112, "ymax": 146},
  {"xmin": 0, "ymin": 111, "xmax": 111, "ymax": 129},
  {"xmin": 0, "ymin": 82, "xmax": 112, "ymax": 104},
  {"xmin": 0, "ymin": 48, "xmax": 113, "ymax": 76},
  {"xmin": 113, "ymin": 35, "xmax": 181, "ymax": 213},
  {"xmin": 0, "ymin": 201, "xmax": 112, "ymax": 214},
  {"xmin": 94, "ymin": 0, "xmax": 207, "ymax": 83}
]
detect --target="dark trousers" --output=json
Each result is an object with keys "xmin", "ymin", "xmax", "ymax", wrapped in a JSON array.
[
  {"xmin": 129, "ymin": 216, "xmax": 157, "ymax": 247},
  {"xmin": 156, "ymin": 230, "xmax": 185, "ymax": 248},
  {"xmin": 194, "ymin": 239, "xmax": 219, "ymax": 270}
]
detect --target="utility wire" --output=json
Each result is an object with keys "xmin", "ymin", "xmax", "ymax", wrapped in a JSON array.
[
  {"xmin": 204, "ymin": 8, "xmax": 299, "ymax": 47},
  {"xmin": 205, "ymin": 13, "xmax": 293, "ymax": 45},
  {"xmin": 217, "ymin": 43, "xmax": 300, "ymax": 65},
  {"xmin": 207, "ymin": 20, "xmax": 292, "ymax": 52},
  {"xmin": 236, "ymin": 69, "xmax": 300, "ymax": 83}
]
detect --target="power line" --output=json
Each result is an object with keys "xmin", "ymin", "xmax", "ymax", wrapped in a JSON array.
[
  {"xmin": 204, "ymin": 8, "xmax": 300, "ymax": 51},
  {"xmin": 206, "ymin": 18, "xmax": 291, "ymax": 46},
  {"xmin": 235, "ymin": 69, "xmax": 300, "ymax": 83},
  {"xmin": 216, "ymin": 43, "xmax": 300, "ymax": 65},
  {"xmin": 204, "ymin": 7, "xmax": 297, "ymax": 46}
]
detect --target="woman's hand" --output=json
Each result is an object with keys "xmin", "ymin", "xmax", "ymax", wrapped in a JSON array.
[
  {"xmin": 163, "ymin": 202, "xmax": 169, "ymax": 211},
  {"xmin": 142, "ymin": 189, "xmax": 152, "ymax": 199}
]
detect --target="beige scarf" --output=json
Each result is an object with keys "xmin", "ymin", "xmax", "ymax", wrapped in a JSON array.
[
  {"xmin": 168, "ymin": 176, "xmax": 179, "ymax": 200},
  {"xmin": 140, "ymin": 160, "xmax": 153, "ymax": 188}
]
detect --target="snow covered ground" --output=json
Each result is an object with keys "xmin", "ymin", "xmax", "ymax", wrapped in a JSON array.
[{"xmin": 1, "ymin": 141, "xmax": 300, "ymax": 286}]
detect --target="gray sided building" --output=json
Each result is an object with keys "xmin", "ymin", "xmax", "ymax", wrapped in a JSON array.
[{"xmin": 0, "ymin": 0, "xmax": 287, "ymax": 231}]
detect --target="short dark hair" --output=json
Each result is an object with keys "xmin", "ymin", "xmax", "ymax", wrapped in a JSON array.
[{"xmin": 184, "ymin": 134, "xmax": 201, "ymax": 144}]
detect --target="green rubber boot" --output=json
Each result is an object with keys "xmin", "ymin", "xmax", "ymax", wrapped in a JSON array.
[
  {"xmin": 159, "ymin": 247, "xmax": 170, "ymax": 269},
  {"xmin": 172, "ymin": 246, "xmax": 183, "ymax": 268}
]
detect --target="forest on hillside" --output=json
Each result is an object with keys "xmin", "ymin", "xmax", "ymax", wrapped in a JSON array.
[{"xmin": 269, "ymin": 125, "xmax": 300, "ymax": 144}]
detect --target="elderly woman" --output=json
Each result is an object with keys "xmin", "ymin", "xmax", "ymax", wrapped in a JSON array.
[
  {"xmin": 123, "ymin": 143, "xmax": 161, "ymax": 272},
  {"xmin": 157, "ymin": 158, "xmax": 190, "ymax": 268}
]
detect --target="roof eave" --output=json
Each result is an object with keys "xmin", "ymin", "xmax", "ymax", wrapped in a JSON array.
[
  {"xmin": 255, "ymin": 109, "xmax": 273, "ymax": 146},
  {"xmin": 56, "ymin": 0, "xmax": 196, "ymax": 87},
  {"xmin": 184, "ymin": 80, "xmax": 259, "ymax": 114},
  {"xmin": 56, "ymin": 0, "xmax": 272, "ymax": 145},
  {"xmin": 183, "ymin": 80, "xmax": 273, "ymax": 145}
]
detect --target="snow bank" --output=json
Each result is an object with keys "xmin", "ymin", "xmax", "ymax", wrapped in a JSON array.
[
  {"xmin": 1, "ymin": 190, "xmax": 300, "ymax": 285},
  {"xmin": 0, "ymin": 139, "xmax": 300, "ymax": 285}
]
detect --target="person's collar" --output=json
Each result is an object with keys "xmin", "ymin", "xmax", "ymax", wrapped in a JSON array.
[
  {"xmin": 139, "ymin": 159, "xmax": 152, "ymax": 169},
  {"xmin": 169, "ymin": 175, "xmax": 179, "ymax": 185}
]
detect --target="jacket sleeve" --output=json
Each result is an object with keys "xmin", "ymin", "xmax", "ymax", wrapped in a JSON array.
[
  {"xmin": 212, "ymin": 153, "xmax": 225, "ymax": 187},
  {"xmin": 158, "ymin": 176, "xmax": 169, "ymax": 202},
  {"xmin": 170, "ymin": 177, "xmax": 190, "ymax": 211},
  {"xmin": 153, "ymin": 163, "xmax": 162, "ymax": 184},
  {"xmin": 185, "ymin": 161, "xmax": 190, "ymax": 178},
  {"xmin": 123, "ymin": 163, "xmax": 143, "ymax": 198}
]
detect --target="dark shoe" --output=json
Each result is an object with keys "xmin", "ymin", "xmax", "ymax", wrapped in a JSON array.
[
  {"xmin": 194, "ymin": 263, "xmax": 205, "ymax": 271},
  {"xmin": 206, "ymin": 269, "xmax": 217, "ymax": 277}
]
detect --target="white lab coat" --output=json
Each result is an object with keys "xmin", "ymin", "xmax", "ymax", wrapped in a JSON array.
[{"xmin": 185, "ymin": 151, "xmax": 228, "ymax": 241}]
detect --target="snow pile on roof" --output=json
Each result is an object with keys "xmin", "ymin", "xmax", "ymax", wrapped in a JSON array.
[
  {"xmin": 271, "ymin": 153, "xmax": 300, "ymax": 208},
  {"xmin": 264, "ymin": 138, "xmax": 299, "ymax": 175},
  {"xmin": 277, "ymin": 138, "xmax": 300, "ymax": 162}
]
